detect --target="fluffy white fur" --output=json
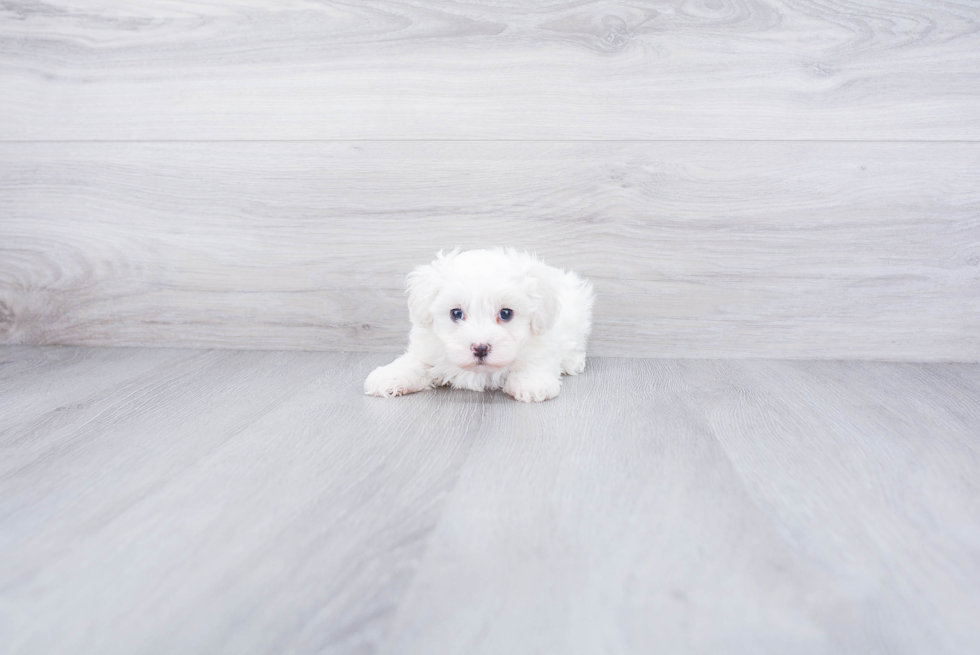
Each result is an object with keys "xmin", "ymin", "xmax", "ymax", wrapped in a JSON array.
[{"xmin": 365, "ymin": 248, "xmax": 594, "ymax": 403}]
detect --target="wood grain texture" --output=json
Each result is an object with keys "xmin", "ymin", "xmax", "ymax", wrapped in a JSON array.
[
  {"xmin": 1, "ymin": 0, "xmax": 979, "ymax": 140},
  {"xmin": 2, "ymin": 346, "xmax": 979, "ymax": 654},
  {"xmin": 688, "ymin": 359, "xmax": 980, "ymax": 653},
  {"xmin": 381, "ymin": 358, "xmax": 848, "ymax": 655},
  {"xmin": 380, "ymin": 357, "xmax": 980, "ymax": 654},
  {"xmin": 2, "ymin": 141, "xmax": 977, "ymax": 360},
  {"xmin": 0, "ymin": 347, "xmax": 484, "ymax": 654}
]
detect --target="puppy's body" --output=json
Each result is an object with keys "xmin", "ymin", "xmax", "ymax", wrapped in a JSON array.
[{"xmin": 365, "ymin": 249, "xmax": 593, "ymax": 402}]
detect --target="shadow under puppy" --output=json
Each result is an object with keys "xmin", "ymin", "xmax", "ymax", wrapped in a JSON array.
[{"xmin": 365, "ymin": 248, "xmax": 594, "ymax": 402}]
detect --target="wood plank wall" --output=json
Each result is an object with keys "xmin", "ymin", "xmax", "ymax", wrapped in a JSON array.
[{"xmin": 1, "ymin": 1, "xmax": 978, "ymax": 360}]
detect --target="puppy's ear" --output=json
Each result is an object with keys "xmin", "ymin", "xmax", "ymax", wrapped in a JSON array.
[
  {"xmin": 406, "ymin": 262, "xmax": 441, "ymax": 328},
  {"xmin": 525, "ymin": 260, "xmax": 560, "ymax": 335}
]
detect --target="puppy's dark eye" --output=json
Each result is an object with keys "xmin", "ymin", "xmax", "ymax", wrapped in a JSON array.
[
  {"xmin": 451, "ymin": 308, "xmax": 464, "ymax": 322},
  {"xmin": 498, "ymin": 308, "xmax": 514, "ymax": 322}
]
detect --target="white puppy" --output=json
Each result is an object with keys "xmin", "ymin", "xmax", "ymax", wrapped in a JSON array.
[{"xmin": 364, "ymin": 248, "xmax": 594, "ymax": 402}]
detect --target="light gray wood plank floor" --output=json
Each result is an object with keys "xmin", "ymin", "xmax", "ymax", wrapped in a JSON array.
[{"xmin": 2, "ymin": 346, "xmax": 978, "ymax": 654}]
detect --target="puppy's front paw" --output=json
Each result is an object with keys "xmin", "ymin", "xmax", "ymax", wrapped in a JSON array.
[
  {"xmin": 504, "ymin": 371, "xmax": 561, "ymax": 403},
  {"xmin": 561, "ymin": 351, "xmax": 587, "ymax": 376},
  {"xmin": 364, "ymin": 364, "xmax": 429, "ymax": 398}
]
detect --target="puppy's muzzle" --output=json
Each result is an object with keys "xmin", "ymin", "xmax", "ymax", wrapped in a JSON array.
[{"xmin": 472, "ymin": 343, "xmax": 491, "ymax": 361}]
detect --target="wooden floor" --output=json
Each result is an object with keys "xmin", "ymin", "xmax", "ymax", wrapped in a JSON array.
[{"xmin": 2, "ymin": 345, "xmax": 978, "ymax": 654}]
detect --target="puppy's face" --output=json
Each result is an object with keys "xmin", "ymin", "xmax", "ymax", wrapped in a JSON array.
[
  {"xmin": 407, "ymin": 250, "xmax": 558, "ymax": 370},
  {"xmin": 428, "ymin": 283, "xmax": 534, "ymax": 370}
]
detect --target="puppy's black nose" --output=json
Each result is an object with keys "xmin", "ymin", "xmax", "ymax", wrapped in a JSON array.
[{"xmin": 472, "ymin": 343, "xmax": 490, "ymax": 359}]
